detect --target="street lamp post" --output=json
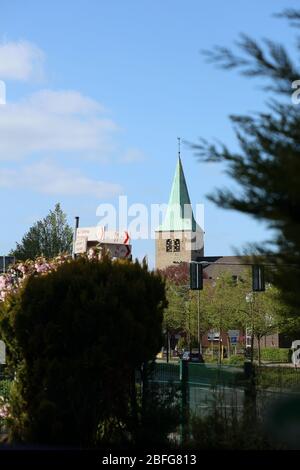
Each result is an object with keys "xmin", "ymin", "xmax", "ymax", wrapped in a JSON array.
[
  {"xmin": 245, "ymin": 292, "xmax": 255, "ymax": 364},
  {"xmin": 190, "ymin": 262, "xmax": 204, "ymax": 360},
  {"xmin": 197, "ymin": 289, "xmax": 202, "ymax": 357},
  {"xmin": 245, "ymin": 265, "xmax": 265, "ymax": 364}
]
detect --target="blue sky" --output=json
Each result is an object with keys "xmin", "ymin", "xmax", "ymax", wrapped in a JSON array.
[{"xmin": 0, "ymin": 0, "xmax": 298, "ymax": 267}]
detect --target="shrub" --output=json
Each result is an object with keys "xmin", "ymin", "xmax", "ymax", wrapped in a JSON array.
[
  {"xmin": 256, "ymin": 367, "xmax": 300, "ymax": 390},
  {"xmin": 260, "ymin": 348, "xmax": 290, "ymax": 363},
  {"xmin": 0, "ymin": 257, "xmax": 167, "ymax": 447},
  {"xmin": 190, "ymin": 408, "xmax": 281, "ymax": 450},
  {"xmin": 226, "ymin": 355, "xmax": 245, "ymax": 366},
  {"xmin": 203, "ymin": 354, "xmax": 218, "ymax": 363}
]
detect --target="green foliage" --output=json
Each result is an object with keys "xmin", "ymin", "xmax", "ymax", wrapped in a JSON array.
[
  {"xmin": 256, "ymin": 366, "xmax": 300, "ymax": 390},
  {"xmin": 199, "ymin": 271, "xmax": 284, "ymax": 364},
  {"xmin": 193, "ymin": 10, "xmax": 300, "ymax": 313},
  {"xmin": 189, "ymin": 287, "xmax": 214, "ymax": 340},
  {"xmin": 11, "ymin": 203, "xmax": 73, "ymax": 260},
  {"xmin": 161, "ymin": 267, "xmax": 214, "ymax": 347},
  {"xmin": 204, "ymin": 272, "xmax": 245, "ymax": 332},
  {"xmin": 135, "ymin": 383, "xmax": 181, "ymax": 449},
  {"xmin": 190, "ymin": 408, "xmax": 280, "ymax": 449},
  {"xmin": 163, "ymin": 282, "xmax": 188, "ymax": 333},
  {"xmin": 0, "ymin": 257, "xmax": 167, "ymax": 447},
  {"xmin": 276, "ymin": 315, "xmax": 300, "ymax": 337},
  {"xmin": 160, "ymin": 265, "xmax": 213, "ymax": 345},
  {"xmin": 0, "ymin": 379, "xmax": 12, "ymax": 401},
  {"xmin": 176, "ymin": 337, "xmax": 188, "ymax": 351},
  {"xmin": 158, "ymin": 263, "xmax": 189, "ymax": 286},
  {"xmin": 202, "ymin": 355, "xmax": 218, "ymax": 364},
  {"xmin": 225, "ymin": 271, "xmax": 285, "ymax": 351},
  {"xmin": 224, "ymin": 355, "xmax": 245, "ymax": 366},
  {"xmin": 260, "ymin": 348, "xmax": 290, "ymax": 363},
  {"xmin": 162, "ymin": 266, "xmax": 288, "ymax": 365}
]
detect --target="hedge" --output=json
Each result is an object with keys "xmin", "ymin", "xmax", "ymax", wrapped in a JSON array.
[
  {"xmin": 260, "ymin": 348, "xmax": 291, "ymax": 363},
  {"xmin": 226, "ymin": 355, "xmax": 245, "ymax": 366}
]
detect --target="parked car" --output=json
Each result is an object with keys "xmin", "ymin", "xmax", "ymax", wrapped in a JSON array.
[
  {"xmin": 182, "ymin": 351, "xmax": 190, "ymax": 361},
  {"xmin": 181, "ymin": 350, "xmax": 204, "ymax": 363},
  {"xmin": 190, "ymin": 351, "xmax": 204, "ymax": 363}
]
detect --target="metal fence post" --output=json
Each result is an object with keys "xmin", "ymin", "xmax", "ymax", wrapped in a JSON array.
[{"xmin": 180, "ymin": 359, "xmax": 189, "ymax": 445}]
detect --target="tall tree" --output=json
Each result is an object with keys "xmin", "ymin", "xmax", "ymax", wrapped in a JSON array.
[
  {"xmin": 160, "ymin": 263, "xmax": 189, "ymax": 340},
  {"xmin": 192, "ymin": 9, "xmax": 300, "ymax": 313},
  {"xmin": 205, "ymin": 272, "xmax": 245, "ymax": 362},
  {"xmin": 235, "ymin": 272, "xmax": 286, "ymax": 364},
  {"xmin": 189, "ymin": 284, "xmax": 214, "ymax": 353},
  {"xmin": 160, "ymin": 264, "xmax": 212, "ymax": 351},
  {"xmin": 11, "ymin": 203, "xmax": 73, "ymax": 260},
  {"xmin": 164, "ymin": 282, "xmax": 188, "ymax": 334}
]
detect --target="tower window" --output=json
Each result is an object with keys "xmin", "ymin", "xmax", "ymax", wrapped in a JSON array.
[
  {"xmin": 174, "ymin": 239, "xmax": 180, "ymax": 252},
  {"xmin": 166, "ymin": 239, "xmax": 180, "ymax": 252},
  {"xmin": 166, "ymin": 239, "xmax": 173, "ymax": 252}
]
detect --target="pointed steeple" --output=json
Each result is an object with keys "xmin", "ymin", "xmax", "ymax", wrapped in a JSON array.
[{"xmin": 157, "ymin": 154, "xmax": 197, "ymax": 232}]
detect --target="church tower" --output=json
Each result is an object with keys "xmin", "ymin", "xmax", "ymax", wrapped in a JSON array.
[{"xmin": 155, "ymin": 150, "xmax": 204, "ymax": 270}]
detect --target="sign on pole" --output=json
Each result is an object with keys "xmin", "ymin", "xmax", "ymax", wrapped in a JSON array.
[
  {"xmin": 74, "ymin": 236, "xmax": 88, "ymax": 254},
  {"xmin": 103, "ymin": 243, "xmax": 132, "ymax": 259},
  {"xmin": 208, "ymin": 330, "xmax": 220, "ymax": 341},
  {"xmin": 103, "ymin": 230, "xmax": 130, "ymax": 244},
  {"xmin": 76, "ymin": 226, "xmax": 105, "ymax": 242},
  {"xmin": 252, "ymin": 265, "xmax": 265, "ymax": 291},
  {"xmin": 228, "ymin": 330, "xmax": 239, "ymax": 337},
  {"xmin": 190, "ymin": 262, "xmax": 203, "ymax": 290},
  {"xmin": 74, "ymin": 225, "xmax": 131, "ymax": 258},
  {"xmin": 76, "ymin": 227, "xmax": 130, "ymax": 244},
  {"xmin": 228, "ymin": 330, "xmax": 240, "ymax": 344}
]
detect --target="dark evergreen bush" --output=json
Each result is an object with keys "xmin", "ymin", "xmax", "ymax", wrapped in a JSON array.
[{"xmin": 0, "ymin": 257, "xmax": 167, "ymax": 447}]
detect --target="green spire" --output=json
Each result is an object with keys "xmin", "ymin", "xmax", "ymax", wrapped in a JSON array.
[{"xmin": 157, "ymin": 156, "xmax": 197, "ymax": 231}]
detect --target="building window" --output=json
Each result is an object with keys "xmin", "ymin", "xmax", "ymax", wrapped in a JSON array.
[
  {"xmin": 166, "ymin": 239, "xmax": 180, "ymax": 252},
  {"xmin": 174, "ymin": 239, "xmax": 180, "ymax": 252},
  {"xmin": 166, "ymin": 239, "xmax": 173, "ymax": 252}
]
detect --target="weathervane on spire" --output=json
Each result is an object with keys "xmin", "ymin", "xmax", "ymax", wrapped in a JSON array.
[{"xmin": 177, "ymin": 136, "xmax": 181, "ymax": 159}]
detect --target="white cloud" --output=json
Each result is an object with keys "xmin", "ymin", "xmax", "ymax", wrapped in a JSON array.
[
  {"xmin": 0, "ymin": 160, "xmax": 123, "ymax": 198},
  {"xmin": 0, "ymin": 89, "xmax": 118, "ymax": 160},
  {"xmin": 0, "ymin": 39, "xmax": 144, "ymax": 197},
  {"xmin": 25, "ymin": 89, "xmax": 105, "ymax": 115},
  {"xmin": 0, "ymin": 40, "xmax": 44, "ymax": 81},
  {"xmin": 120, "ymin": 148, "xmax": 146, "ymax": 163}
]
